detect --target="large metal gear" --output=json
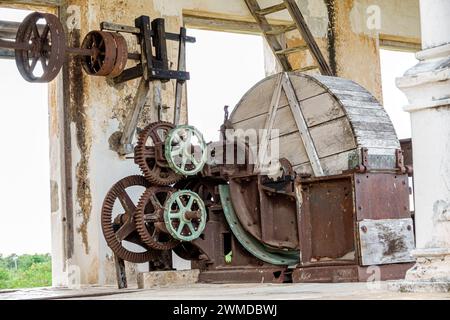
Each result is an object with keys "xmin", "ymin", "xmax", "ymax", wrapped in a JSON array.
[
  {"xmin": 135, "ymin": 186, "xmax": 180, "ymax": 250},
  {"xmin": 101, "ymin": 175, "xmax": 157, "ymax": 263},
  {"xmin": 134, "ymin": 121, "xmax": 182, "ymax": 186}
]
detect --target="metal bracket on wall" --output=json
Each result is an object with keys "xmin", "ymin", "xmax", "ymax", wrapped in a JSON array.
[{"xmin": 106, "ymin": 17, "xmax": 194, "ymax": 155}]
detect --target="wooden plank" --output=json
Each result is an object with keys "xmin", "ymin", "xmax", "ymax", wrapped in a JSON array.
[
  {"xmin": 231, "ymin": 75, "xmax": 281, "ymax": 122},
  {"xmin": 282, "ymin": 73, "xmax": 324, "ymax": 176},
  {"xmin": 256, "ymin": 74, "xmax": 283, "ymax": 170},
  {"xmin": 276, "ymin": 131, "xmax": 309, "ymax": 165},
  {"xmin": 309, "ymin": 117, "xmax": 357, "ymax": 158},
  {"xmin": 289, "ymin": 74, "xmax": 327, "ymax": 100},
  {"xmin": 347, "ymin": 113, "xmax": 393, "ymax": 124},
  {"xmin": 300, "ymin": 92, "xmax": 345, "ymax": 127},
  {"xmin": 293, "ymin": 149, "xmax": 357, "ymax": 175},
  {"xmin": 119, "ymin": 78, "xmax": 150, "ymax": 154},
  {"xmin": 266, "ymin": 23, "xmax": 296, "ymax": 35},
  {"xmin": 344, "ymin": 106, "xmax": 389, "ymax": 118},
  {"xmin": 358, "ymin": 218, "xmax": 415, "ymax": 266},
  {"xmin": 0, "ymin": 0, "xmax": 61, "ymax": 6},
  {"xmin": 275, "ymin": 44, "xmax": 308, "ymax": 55},
  {"xmin": 339, "ymin": 100, "xmax": 381, "ymax": 109},
  {"xmin": 283, "ymin": 0, "xmax": 333, "ymax": 76},
  {"xmin": 231, "ymin": 74, "xmax": 327, "ymax": 125},
  {"xmin": 256, "ymin": 3, "xmax": 287, "ymax": 16},
  {"xmin": 183, "ymin": 15, "xmax": 262, "ymax": 35},
  {"xmin": 173, "ymin": 27, "xmax": 186, "ymax": 125},
  {"xmin": 311, "ymin": 74, "xmax": 363, "ymax": 92}
]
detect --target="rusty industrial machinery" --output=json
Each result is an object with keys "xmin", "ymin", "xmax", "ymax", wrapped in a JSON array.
[
  {"xmin": 102, "ymin": 71, "xmax": 416, "ymax": 286},
  {"xmin": 0, "ymin": 12, "xmax": 194, "ymax": 83}
]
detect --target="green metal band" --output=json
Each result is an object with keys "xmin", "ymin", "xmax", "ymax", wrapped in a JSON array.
[{"xmin": 219, "ymin": 185, "xmax": 300, "ymax": 266}]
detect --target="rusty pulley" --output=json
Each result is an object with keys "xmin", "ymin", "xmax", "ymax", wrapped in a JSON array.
[{"xmin": 0, "ymin": 12, "xmax": 135, "ymax": 83}]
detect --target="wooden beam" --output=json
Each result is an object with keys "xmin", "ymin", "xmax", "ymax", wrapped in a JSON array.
[
  {"xmin": 0, "ymin": 0, "xmax": 62, "ymax": 6},
  {"xmin": 183, "ymin": 14, "xmax": 262, "ymax": 35},
  {"xmin": 282, "ymin": 73, "xmax": 324, "ymax": 176}
]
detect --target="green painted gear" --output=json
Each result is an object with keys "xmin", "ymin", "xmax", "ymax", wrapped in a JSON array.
[
  {"xmin": 164, "ymin": 125, "xmax": 207, "ymax": 176},
  {"xmin": 219, "ymin": 185, "xmax": 299, "ymax": 267},
  {"xmin": 164, "ymin": 190, "xmax": 207, "ymax": 242}
]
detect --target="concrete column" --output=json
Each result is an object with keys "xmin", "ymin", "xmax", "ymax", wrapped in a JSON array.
[{"xmin": 394, "ymin": 0, "xmax": 450, "ymax": 292}]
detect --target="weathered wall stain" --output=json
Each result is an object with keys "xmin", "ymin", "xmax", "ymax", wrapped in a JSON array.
[
  {"xmin": 50, "ymin": 180, "xmax": 60, "ymax": 213},
  {"xmin": 67, "ymin": 26, "xmax": 92, "ymax": 255}
]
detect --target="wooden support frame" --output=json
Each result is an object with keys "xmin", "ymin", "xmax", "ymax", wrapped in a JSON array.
[
  {"xmin": 256, "ymin": 73, "xmax": 283, "ymax": 172},
  {"xmin": 282, "ymin": 72, "xmax": 324, "ymax": 176}
]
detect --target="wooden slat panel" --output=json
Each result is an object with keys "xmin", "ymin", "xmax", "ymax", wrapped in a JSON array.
[
  {"xmin": 231, "ymin": 76, "xmax": 279, "ymax": 122},
  {"xmin": 289, "ymin": 74, "xmax": 327, "ymax": 101},
  {"xmin": 283, "ymin": 73, "xmax": 324, "ymax": 176},
  {"xmin": 300, "ymin": 92, "xmax": 345, "ymax": 127},
  {"xmin": 275, "ymin": 131, "xmax": 309, "ymax": 166},
  {"xmin": 231, "ymin": 74, "xmax": 327, "ymax": 125},
  {"xmin": 310, "ymin": 117, "xmax": 357, "ymax": 158},
  {"xmin": 293, "ymin": 149, "xmax": 358, "ymax": 175}
]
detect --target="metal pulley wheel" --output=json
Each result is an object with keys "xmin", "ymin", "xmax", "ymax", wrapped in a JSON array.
[
  {"xmin": 15, "ymin": 12, "xmax": 66, "ymax": 83},
  {"xmin": 135, "ymin": 186, "xmax": 180, "ymax": 250},
  {"xmin": 109, "ymin": 32, "xmax": 128, "ymax": 78},
  {"xmin": 164, "ymin": 190, "xmax": 207, "ymax": 242},
  {"xmin": 81, "ymin": 30, "xmax": 118, "ymax": 76},
  {"xmin": 134, "ymin": 121, "xmax": 182, "ymax": 186},
  {"xmin": 101, "ymin": 175, "xmax": 157, "ymax": 263},
  {"xmin": 165, "ymin": 125, "xmax": 208, "ymax": 176}
]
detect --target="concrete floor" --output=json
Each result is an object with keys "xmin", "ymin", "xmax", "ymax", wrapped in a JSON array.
[{"xmin": 1, "ymin": 282, "xmax": 449, "ymax": 300}]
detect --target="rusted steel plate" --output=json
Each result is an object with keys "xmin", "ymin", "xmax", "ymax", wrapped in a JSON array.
[
  {"xmin": 299, "ymin": 176, "xmax": 356, "ymax": 265},
  {"xmin": 357, "ymin": 262, "xmax": 414, "ymax": 281},
  {"xmin": 199, "ymin": 268, "xmax": 287, "ymax": 284},
  {"xmin": 354, "ymin": 173, "xmax": 411, "ymax": 221},
  {"xmin": 292, "ymin": 265, "xmax": 358, "ymax": 283},
  {"xmin": 358, "ymin": 218, "xmax": 415, "ymax": 266},
  {"xmin": 400, "ymin": 138, "xmax": 413, "ymax": 168}
]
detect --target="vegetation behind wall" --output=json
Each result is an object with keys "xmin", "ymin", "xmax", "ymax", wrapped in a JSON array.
[{"xmin": 0, "ymin": 254, "xmax": 51, "ymax": 289}]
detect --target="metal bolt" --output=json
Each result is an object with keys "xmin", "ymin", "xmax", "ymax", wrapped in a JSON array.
[
  {"xmin": 361, "ymin": 226, "xmax": 368, "ymax": 233},
  {"xmin": 407, "ymin": 225, "xmax": 412, "ymax": 231}
]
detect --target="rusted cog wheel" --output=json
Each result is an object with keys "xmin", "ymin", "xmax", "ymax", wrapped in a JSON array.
[
  {"xmin": 135, "ymin": 186, "xmax": 180, "ymax": 250},
  {"xmin": 81, "ymin": 30, "xmax": 117, "ymax": 76},
  {"xmin": 101, "ymin": 175, "xmax": 157, "ymax": 263},
  {"xmin": 15, "ymin": 12, "xmax": 66, "ymax": 83},
  {"xmin": 134, "ymin": 121, "xmax": 182, "ymax": 186}
]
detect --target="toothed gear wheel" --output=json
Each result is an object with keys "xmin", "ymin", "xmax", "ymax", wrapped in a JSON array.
[
  {"xmin": 101, "ymin": 175, "xmax": 157, "ymax": 263},
  {"xmin": 135, "ymin": 186, "xmax": 180, "ymax": 250},
  {"xmin": 134, "ymin": 121, "xmax": 182, "ymax": 186}
]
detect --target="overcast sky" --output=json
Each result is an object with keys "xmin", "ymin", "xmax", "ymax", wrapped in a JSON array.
[{"xmin": 0, "ymin": 8, "xmax": 417, "ymax": 255}]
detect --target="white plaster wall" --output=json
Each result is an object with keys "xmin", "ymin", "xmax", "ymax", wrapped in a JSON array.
[
  {"xmin": 410, "ymin": 108, "xmax": 450, "ymax": 249},
  {"xmin": 419, "ymin": 0, "xmax": 450, "ymax": 49}
]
